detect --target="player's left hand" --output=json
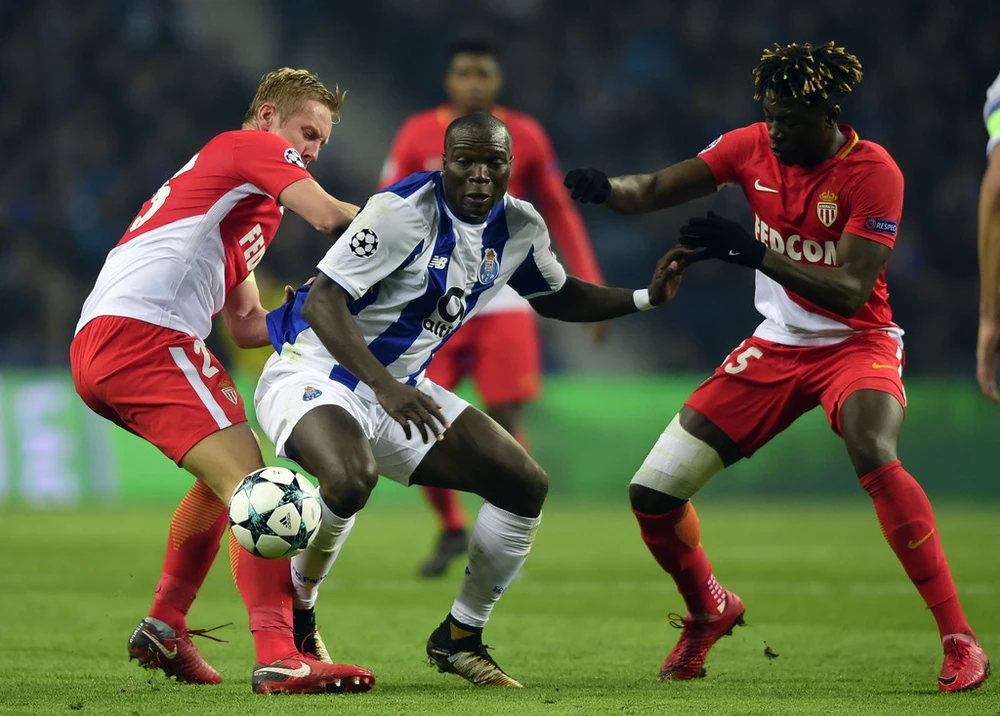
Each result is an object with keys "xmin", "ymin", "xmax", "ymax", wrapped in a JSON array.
[
  {"xmin": 282, "ymin": 276, "xmax": 317, "ymax": 306},
  {"xmin": 648, "ymin": 246, "xmax": 695, "ymax": 306},
  {"xmin": 679, "ymin": 211, "xmax": 766, "ymax": 269}
]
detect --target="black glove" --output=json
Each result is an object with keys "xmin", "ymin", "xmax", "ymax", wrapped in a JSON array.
[
  {"xmin": 678, "ymin": 211, "xmax": 766, "ymax": 269},
  {"xmin": 564, "ymin": 167, "xmax": 612, "ymax": 204}
]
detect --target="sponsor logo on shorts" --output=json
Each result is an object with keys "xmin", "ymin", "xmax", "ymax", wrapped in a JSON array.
[
  {"xmin": 864, "ymin": 217, "xmax": 898, "ymax": 236},
  {"xmin": 303, "ymin": 386, "xmax": 323, "ymax": 401},
  {"xmin": 219, "ymin": 379, "xmax": 239, "ymax": 405}
]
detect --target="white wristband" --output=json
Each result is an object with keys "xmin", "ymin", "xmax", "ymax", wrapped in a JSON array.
[{"xmin": 633, "ymin": 288, "xmax": 654, "ymax": 311}]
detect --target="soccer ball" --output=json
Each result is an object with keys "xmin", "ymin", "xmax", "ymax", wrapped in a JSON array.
[
  {"xmin": 348, "ymin": 228, "xmax": 379, "ymax": 258},
  {"xmin": 228, "ymin": 467, "xmax": 322, "ymax": 559}
]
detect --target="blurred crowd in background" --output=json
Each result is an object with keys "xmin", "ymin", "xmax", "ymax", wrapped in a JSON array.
[{"xmin": 2, "ymin": 0, "xmax": 997, "ymax": 375}]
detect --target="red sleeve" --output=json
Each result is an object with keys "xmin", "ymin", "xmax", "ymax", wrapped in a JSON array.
[
  {"xmin": 696, "ymin": 124, "xmax": 762, "ymax": 186},
  {"xmin": 843, "ymin": 159, "xmax": 904, "ymax": 248},
  {"xmin": 378, "ymin": 118, "xmax": 425, "ymax": 190},
  {"xmin": 230, "ymin": 131, "xmax": 312, "ymax": 199},
  {"xmin": 517, "ymin": 117, "xmax": 604, "ymax": 284}
]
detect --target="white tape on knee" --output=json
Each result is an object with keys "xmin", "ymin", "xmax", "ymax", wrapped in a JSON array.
[{"xmin": 630, "ymin": 415, "xmax": 723, "ymax": 500}]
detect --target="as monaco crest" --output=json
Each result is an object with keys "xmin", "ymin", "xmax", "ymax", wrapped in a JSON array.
[
  {"xmin": 219, "ymin": 379, "xmax": 239, "ymax": 405},
  {"xmin": 816, "ymin": 190, "xmax": 838, "ymax": 228}
]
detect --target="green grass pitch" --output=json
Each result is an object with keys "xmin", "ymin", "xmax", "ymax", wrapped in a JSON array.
[{"xmin": 0, "ymin": 497, "xmax": 996, "ymax": 715}]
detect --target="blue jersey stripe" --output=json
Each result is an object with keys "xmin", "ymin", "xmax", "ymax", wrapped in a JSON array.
[
  {"xmin": 329, "ymin": 364, "xmax": 360, "ymax": 390},
  {"xmin": 380, "ymin": 171, "xmax": 437, "ymax": 200},
  {"xmin": 350, "ymin": 283, "xmax": 380, "ymax": 315},
  {"xmin": 266, "ymin": 285, "xmax": 312, "ymax": 352},
  {"xmin": 465, "ymin": 199, "xmax": 510, "ymax": 316},
  {"xmin": 508, "ymin": 245, "xmax": 552, "ymax": 297},
  {"xmin": 365, "ymin": 182, "xmax": 457, "ymax": 371}
]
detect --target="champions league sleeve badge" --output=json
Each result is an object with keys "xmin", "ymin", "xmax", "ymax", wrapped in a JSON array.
[{"xmin": 478, "ymin": 248, "xmax": 500, "ymax": 284}]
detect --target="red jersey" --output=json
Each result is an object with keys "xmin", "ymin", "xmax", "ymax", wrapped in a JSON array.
[
  {"xmin": 698, "ymin": 123, "xmax": 904, "ymax": 346},
  {"xmin": 379, "ymin": 105, "xmax": 602, "ymax": 314},
  {"xmin": 77, "ymin": 130, "xmax": 311, "ymax": 340}
]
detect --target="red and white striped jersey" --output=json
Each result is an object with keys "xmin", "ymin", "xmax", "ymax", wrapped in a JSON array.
[
  {"xmin": 699, "ymin": 123, "xmax": 904, "ymax": 347},
  {"xmin": 76, "ymin": 130, "xmax": 311, "ymax": 340}
]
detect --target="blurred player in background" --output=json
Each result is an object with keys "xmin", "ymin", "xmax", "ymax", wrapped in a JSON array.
[
  {"xmin": 379, "ymin": 39, "xmax": 607, "ymax": 577},
  {"xmin": 70, "ymin": 68, "xmax": 375, "ymax": 694},
  {"xmin": 566, "ymin": 42, "xmax": 989, "ymax": 692},
  {"xmin": 976, "ymin": 72, "xmax": 1000, "ymax": 403},
  {"xmin": 258, "ymin": 113, "xmax": 684, "ymax": 687}
]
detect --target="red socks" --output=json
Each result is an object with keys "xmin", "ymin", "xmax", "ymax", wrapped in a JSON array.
[
  {"xmin": 860, "ymin": 460, "xmax": 972, "ymax": 639},
  {"xmin": 422, "ymin": 487, "xmax": 466, "ymax": 532},
  {"xmin": 148, "ymin": 480, "xmax": 227, "ymax": 631},
  {"xmin": 228, "ymin": 533, "xmax": 299, "ymax": 663},
  {"xmin": 633, "ymin": 503, "xmax": 726, "ymax": 617}
]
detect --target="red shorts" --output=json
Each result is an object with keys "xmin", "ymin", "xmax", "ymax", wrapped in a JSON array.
[
  {"xmin": 426, "ymin": 311, "xmax": 541, "ymax": 407},
  {"xmin": 685, "ymin": 330, "xmax": 906, "ymax": 457},
  {"xmin": 70, "ymin": 315, "xmax": 247, "ymax": 465}
]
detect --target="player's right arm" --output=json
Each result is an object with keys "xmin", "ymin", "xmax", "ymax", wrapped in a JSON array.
[
  {"xmin": 564, "ymin": 158, "xmax": 717, "ymax": 214},
  {"xmin": 564, "ymin": 129, "xmax": 758, "ymax": 214},
  {"xmin": 278, "ymin": 179, "xmax": 359, "ymax": 237},
  {"xmin": 977, "ymin": 73, "xmax": 1000, "ymax": 403},
  {"xmin": 301, "ymin": 194, "xmax": 448, "ymax": 442},
  {"xmin": 231, "ymin": 131, "xmax": 358, "ymax": 236}
]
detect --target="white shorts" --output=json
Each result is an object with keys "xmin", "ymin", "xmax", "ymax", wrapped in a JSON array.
[{"xmin": 254, "ymin": 354, "xmax": 471, "ymax": 485}]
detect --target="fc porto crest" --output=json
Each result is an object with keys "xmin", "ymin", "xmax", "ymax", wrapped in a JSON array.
[
  {"xmin": 478, "ymin": 248, "xmax": 500, "ymax": 284},
  {"xmin": 219, "ymin": 379, "xmax": 239, "ymax": 405},
  {"xmin": 302, "ymin": 386, "xmax": 323, "ymax": 402},
  {"xmin": 816, "ymin": 190, "xmax": 839, "ymax": 228}
]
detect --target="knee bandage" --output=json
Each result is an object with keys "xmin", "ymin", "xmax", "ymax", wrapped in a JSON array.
[{"xmin": 630, "ymin": 415, "xmax": 723, "ymax": 500}]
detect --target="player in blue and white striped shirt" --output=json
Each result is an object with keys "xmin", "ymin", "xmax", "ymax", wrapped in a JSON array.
[{"xmin": 255, "ymin": 112, "xmax": 686, "ymax": 687}]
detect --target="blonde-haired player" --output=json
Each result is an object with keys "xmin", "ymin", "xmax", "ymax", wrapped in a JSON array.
[{"xmin": 71, "ymin": 68, "xmax": 374, "ymax": 694}]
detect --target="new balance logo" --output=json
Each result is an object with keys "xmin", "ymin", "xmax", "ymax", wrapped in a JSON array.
[{"xmin": 429, "ymin": 255, "xmax": 449, "ymax": 270}]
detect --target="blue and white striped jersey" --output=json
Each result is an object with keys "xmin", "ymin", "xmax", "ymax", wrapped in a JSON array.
[{"xmin": 266, "ymin": 171, "xmax": 567, "ymax": 393}]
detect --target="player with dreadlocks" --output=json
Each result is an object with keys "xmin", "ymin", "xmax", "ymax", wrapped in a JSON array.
[{"xmin": 564, "ymin": 42, "xmax": 989, "ymax": 692}]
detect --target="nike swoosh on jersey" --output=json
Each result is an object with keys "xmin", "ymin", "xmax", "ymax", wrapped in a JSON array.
[
  {"xmin": 871, "ymin": 362, "xmax": 896, "ymax": 370},
  {"xmin": 254, "ymin": 661, "xmax": 312, "ymax": 678},
  {"xmin": 754, "ymin": 179, "xmax": 779, "ymax": 193},
  {"xmin": 907, "ymin": 530, "xmax": 934, "ymax": 549},
  {"xmin": 141, "ymin": 629, "xmax": 178, "ymax": 659},
  {"xmin": 728, "ymin": 250, "xmax": 741, "ymax": 256}
]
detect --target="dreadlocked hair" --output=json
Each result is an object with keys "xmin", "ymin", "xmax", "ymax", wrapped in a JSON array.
[{"xmin": 752, "ymin": 42, "xmax": 862, "ymax": 104}]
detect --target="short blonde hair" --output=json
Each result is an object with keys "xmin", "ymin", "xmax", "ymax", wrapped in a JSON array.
[{"xmin": 243, "ymin": 68, "xmax": 344, "ymax": 126}]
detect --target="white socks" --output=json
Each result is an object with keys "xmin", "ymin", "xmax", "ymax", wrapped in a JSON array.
[
  {"xmin": 450, "ymin": 503, "xmax": 541, "ymax": 629},
  {"xmin": 291, "ymin": 502, "xmax": 355, "ymax": 611}
]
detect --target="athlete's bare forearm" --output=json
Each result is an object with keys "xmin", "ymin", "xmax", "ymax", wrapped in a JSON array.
[
  {"xmin": 607, "ymin": 159, "xmax": 717, "ymax": 214},
  {"xmin": 530, "ymin": 277, "xmax": 639, "ymax": 321},
  {"xmin": 759, "ymin": 252, "xmax": 871, "ymax": 318}
]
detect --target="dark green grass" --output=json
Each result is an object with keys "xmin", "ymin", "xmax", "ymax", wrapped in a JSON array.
[{"xmin": 0, "ymin": 499, "xmax": 996, "ymax": 715}]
